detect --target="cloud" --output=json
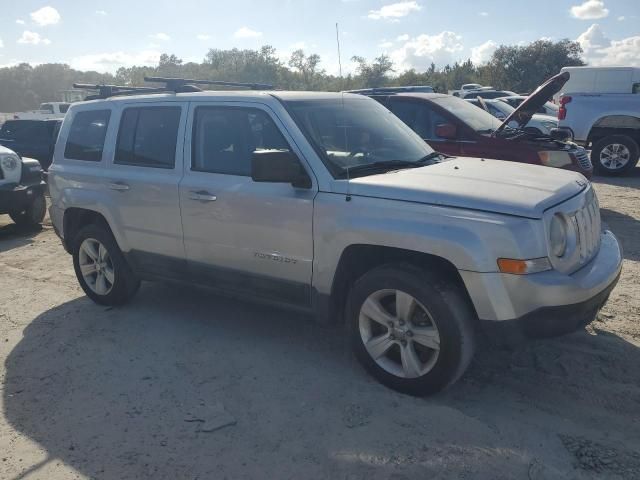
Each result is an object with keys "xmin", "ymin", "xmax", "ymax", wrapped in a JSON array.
[
  {"xmin": 16, "ymin": 19, "xmax": 25, "ymax": 25},
  {"xmin": 368, "ymin": 1, "xmax": 421, "ymax": 21},
  {"xmin": 617, "ymin": 16, "xmax": 625, "ymax": 21},
  {"xmin": 0, "ymin": 38, "xmax": 3, "ymax": 48},
  {"xmin": 479, "ymin": 12, "xmax": 489, "ymax": 17},
  {"xmin": 379, "ymin": 40, "xmax": 394, "ymax": 49},
  {"xmin": 17, "ymin": 31, "xmax": 51, "ymax": 45},
  {"xmin": 96, "ymin": 10, "xmax": 107, "ymax": 16},
  {"xmin": 570, "ymin": 0, "xmax": 609, "ymax": 20},
  {"xmin": 577, "ymin": 24, "xmax": 640, "ymax": 67},
  {"xmin": 196, "ymin": 34, "xmax": 211, "ymax": 41},
  {"xmin": 233, "ymin": 27, "xmax": 262, "ymax": 38},
  {"xmin": 70, "ymin": 50, "xmax": 162, "ymax": 72},
  {"xmin": 396, "ymin": 34, "xmax": 410, "ymax": 42},
  {"xmin": 471, "ymin": 40, "xmax": 497, "ymax": 64},
  {"xmin": 391, "ymin": 31, "xmax": 464, "ymax": 70},
  {"xmin": 30, "ymin": 6, "xmax": 61, "ymax": 26},
  {"xmin": 149, "ymin": 33, "xmax": 171, "ymax": 41}
]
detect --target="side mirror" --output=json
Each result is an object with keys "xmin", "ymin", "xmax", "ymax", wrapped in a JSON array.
[
  {"xmin": 251, "ymin": 150, "xmax": 311, "ymax": 189},
  {"xmin": 435, "ymin": 123, "xmax": 457, "ymax": 139}
]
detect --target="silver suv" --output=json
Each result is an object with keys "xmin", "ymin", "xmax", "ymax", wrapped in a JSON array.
[{"xmin": 48, "ymin": 80, "xmax": 622, "ymax": 395}]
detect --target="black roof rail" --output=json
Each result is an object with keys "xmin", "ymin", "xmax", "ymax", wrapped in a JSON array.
[
  {"xmin": 73, "ymin": 83, "xmax": 172, "ymax": 100},
  {"xmin": 144, "ymin": 77, "xmax": 274, "ymax": 91},
  {"xmin": 74, "ymin": 77, "xmax": 275, "ymax": 100}
]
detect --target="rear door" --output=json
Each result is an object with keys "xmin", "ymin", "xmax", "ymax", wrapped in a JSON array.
[
  {"xmin": 104, "ymin": 102, "xmax": 187, "ymax": 276},
  {"xmin": 179, "ymin": 101, "xmax": 316, "ymax": 307},
  {"xmin": 386, "ymin": 98, "xmax": 463, "ymax": 156}
]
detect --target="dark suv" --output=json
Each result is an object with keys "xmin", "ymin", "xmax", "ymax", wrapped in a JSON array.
[
  {"xmin": 0, "ymin": 119, "xmax": 62, "ymax": 170},
  {"xmin": 351, "ymin": 73, "xmax": 593, "ymax": 177}
]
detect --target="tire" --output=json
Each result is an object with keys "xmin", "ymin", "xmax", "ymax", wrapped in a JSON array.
[
  {"xmin": 347, "ymin": 263, "xmax": 476, "ymax": 396},
  {"xmin": 72, "ymin": 224, "xmax": 140, "ymax": 306},
  {"xmin": 10, "ymin": 192, "xmax": 46, "ymax": 227},
  {"xmin": 592, "ymin": 134, "xmax": 639, "ymax": 176}
]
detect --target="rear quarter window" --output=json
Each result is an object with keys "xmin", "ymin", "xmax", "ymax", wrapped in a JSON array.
[{"xmin": 64, "ymin": 109, "xmax": 111, "ymax": 161}]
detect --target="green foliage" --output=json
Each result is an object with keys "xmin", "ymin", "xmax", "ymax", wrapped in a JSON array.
[{"xmin": 0, "ymin": 39, "xmax": 586, "ymax": 112}]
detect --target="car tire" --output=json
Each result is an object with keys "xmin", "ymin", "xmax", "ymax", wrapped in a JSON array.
[
  {"xmin": 347, "ymin": 263, "xmax": 476, "ymax": 396},
  {"xmin": 592, "ymin": 135, "xmax": 639, "ymax": 176},
  {"xmin": 72, "ymin": 224, "xmax": 141, "ymax": 306},
  {"xmin": 10, "ymin": 192, "xmax": 46, "ymax": 227}
]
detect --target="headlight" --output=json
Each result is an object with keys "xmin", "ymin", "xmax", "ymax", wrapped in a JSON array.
[
  {"xmin": 549, "ymin": 213, "xmax": 568, "ymax": 258},
  {"xmin": 0, "ymin": 155, "xmax": 19, "ymax": 171},
  {"xmin": 538, "ymin": 151, "xmax": 573, "ymax": 168}
]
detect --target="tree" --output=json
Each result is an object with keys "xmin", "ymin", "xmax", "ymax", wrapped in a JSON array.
[
  {"xmin": 288, "ymin": 49, "xmax": 323, "ymax": 89},
  {"xmin": 351, "ymin": 54, "xmax": 394, "ymax": 88}
]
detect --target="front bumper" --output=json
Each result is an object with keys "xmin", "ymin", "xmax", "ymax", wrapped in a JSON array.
[
  {"xmin": 0, "ymin": 181, "xmax": 46, "ymax": 215},
  {"xmin": 461, "ymin": 230, "xmax": 622, "ymax": 335}
]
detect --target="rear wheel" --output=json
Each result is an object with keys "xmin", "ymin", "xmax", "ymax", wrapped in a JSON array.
[
  {"xmin": 592, "ymin": 135, "xmax": 639, "ymax": 175},
  {"xmin": 10, "ymin": 192, "xmax": 46, "ymax": 227},
  {"xmin": 348, "ymin": 264, "xmax": 476, "ymax": 396},
  {"xmin": 72, "ymin": 224, "xmax": 140, "ymax": 306}
]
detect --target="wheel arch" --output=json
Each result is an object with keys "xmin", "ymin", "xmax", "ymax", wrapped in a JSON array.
[
  {"xmin": 317, "ymin": 244, "xmax": 476, "ymax": 325},
  {"xmin": 62, "ymin": 207, "xmax": 120, "ymax": 253},
  {"xmin": 588, "ymin": 115, "xmax": 640, "ymax": 144}
]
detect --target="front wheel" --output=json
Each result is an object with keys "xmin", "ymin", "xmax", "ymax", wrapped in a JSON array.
[
  {"xmin": 10, "ymin": 192, "xmax": 46, "ymax": 227},
  {"xmin": 592, "ymin": 135, "xmax": 639, "ymax": 175},
  {"xmin": 72, "ymin": 224, "xmax": 140, "ymax": 306},
  {"xmin": 348, "ymin": 264, "xmax": 477, "ymax": 396}
]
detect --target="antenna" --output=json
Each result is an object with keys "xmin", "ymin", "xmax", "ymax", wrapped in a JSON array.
[{"xmin": 336, "ymin": 23, "xmax": 343, "ymax": 79}]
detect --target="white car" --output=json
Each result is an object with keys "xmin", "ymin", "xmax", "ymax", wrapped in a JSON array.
[
  {"xmin": 466, "ymin": 98, "xmax": 558, "ymax": 135},
  {"xmin": 12, "ymin": 102, "xmax": 70, "ymax": 121},
  {"xmin": 499, "ymin": 96, "xmax": 559, "ymax": 117}
]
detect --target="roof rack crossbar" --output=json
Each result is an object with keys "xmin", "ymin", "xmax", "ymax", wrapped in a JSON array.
[
  {"xmin": 73, "ymin": 83, "xmax": 173, "ymax": 100},
  {"xmin": 144, "ymin": 77, "xmax": 274, "ymax": 91}
]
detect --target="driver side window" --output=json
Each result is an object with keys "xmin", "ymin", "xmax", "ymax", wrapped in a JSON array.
[{"xmin": 389, "ymin": 100, "xmax": 451, "ymax": 140}]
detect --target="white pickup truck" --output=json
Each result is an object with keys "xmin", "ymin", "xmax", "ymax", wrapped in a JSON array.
[
  {"xmin": 12, "ymin": 102, "xmax": 70, "ymax": 120},
  {"xmin": 557, "ymin": 67, "xmax": 640, "ymax": 175}
]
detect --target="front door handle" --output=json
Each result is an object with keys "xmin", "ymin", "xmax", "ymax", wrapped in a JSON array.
[
  {"xmin": 188, "ymin": 190, "xmax": 217, "ymax": 202},
  {"xmin": 108, "ymin": 182, "xmax": 130, "ymax": 191}
]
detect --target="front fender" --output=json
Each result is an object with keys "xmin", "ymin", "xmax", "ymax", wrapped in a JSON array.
[{"xmin": 312, "ymin": 192, "xmax": 546, "ymax": 295}]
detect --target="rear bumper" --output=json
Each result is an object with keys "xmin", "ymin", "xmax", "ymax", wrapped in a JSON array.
[
  {"xmin": 461, "ymin": 231, "xmax": 622, "ymax": 329},
  {"xmin": 0, "ymin": 181, "xmax": 46, "ymax": 214}
]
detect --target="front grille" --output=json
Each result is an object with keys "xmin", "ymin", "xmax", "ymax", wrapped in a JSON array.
[
  {"xmin": 573, "ymin": 148, "xmax": 592, "ymax": 171},
  {"xmin": 571, "ymin": 192, "xmax": 601, "ymax": 264}
]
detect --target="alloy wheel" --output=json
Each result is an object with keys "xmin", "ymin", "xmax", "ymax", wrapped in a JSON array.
[
  {"xmin": 359, "ymin": 289, "xmax": 440, "ymax": 379},
  {"xmin": 78, "ymin": 238, "xmax": 115, "ymax": 296},
  {"xmin": 600, "ymin": 143, "xmax": 631, "ymax": 170}
]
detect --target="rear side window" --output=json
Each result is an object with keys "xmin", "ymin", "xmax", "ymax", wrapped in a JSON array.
[
  {"xmin": 64, "ymin": 110, "xmax": 111, "ymax": 161},
  {"xmin": 192, "ymin": 107, "xmax": 291, "ymax": 176},
  {"xmin": 115, "ymin": 107, "xmax": 181, "ymax": 169},
  {"xmin": 59, "ymin": 103, "xmax": 70, "ymax": 113}
]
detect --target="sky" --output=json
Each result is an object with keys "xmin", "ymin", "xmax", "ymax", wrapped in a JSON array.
[{"xmin": 0, "ymin": 0, "xmax": 638, "ymax": 75}]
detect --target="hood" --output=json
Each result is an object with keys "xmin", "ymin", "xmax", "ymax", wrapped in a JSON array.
[
  {"xmin": 344, "ymin": 157, "xmax": 587, "ymax": 218},
  {"xmin": 495, "ymin": 71, "xmax": 569, "ymax": 133}
]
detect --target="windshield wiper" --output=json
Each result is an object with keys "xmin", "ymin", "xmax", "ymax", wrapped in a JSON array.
[{"xmin": 340, "ymin": 153, "xmax": 446, "ymax": 178}]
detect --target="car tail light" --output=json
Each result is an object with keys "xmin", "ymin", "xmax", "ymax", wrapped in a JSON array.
[{"xmin": 558, "ymin": 96, "xmax": 572, "ymax": 120}]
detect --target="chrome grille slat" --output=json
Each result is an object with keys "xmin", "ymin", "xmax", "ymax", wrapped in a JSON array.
[
  {"xmin": 570, "ymin": 192, "xmax": 601, "ymax": 265},
  {"xmin": 572, "ymin": 148, "xmax": 593, "ymax": 171}
]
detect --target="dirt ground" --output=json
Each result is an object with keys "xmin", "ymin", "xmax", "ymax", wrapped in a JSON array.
[{"xmin": 1, "ymin": 169, "xmax": 639, "ymax": 480}]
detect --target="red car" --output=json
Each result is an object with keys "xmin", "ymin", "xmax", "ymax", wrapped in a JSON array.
[{"xmin": 355, "ymin": 72, "xmax": 593, "ymax": 178}]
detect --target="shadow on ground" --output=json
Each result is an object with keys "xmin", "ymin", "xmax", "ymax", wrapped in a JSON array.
[
  {"xmin": 600, "ymin": 208, "xmax": 640, "ymax": 262},
  {"xmin": 4, "ymin": 282, "xmax": 640, "ymax": 479},
  {"xmin": 0, "ymin": 220, "xmax": 42, "ymax": 253},
  {"xmin": 593, "ymin": 165, "xmax": 640, "ymax": 188}
]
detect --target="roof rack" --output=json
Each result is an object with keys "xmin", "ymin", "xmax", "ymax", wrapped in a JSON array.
[
  {"xmin": 144, "ymin": 77, "xmax": 274, "ymax": 91},
  {"xmin": 74, "ymin": 77, "xmax": 274, "ymax": 100}
]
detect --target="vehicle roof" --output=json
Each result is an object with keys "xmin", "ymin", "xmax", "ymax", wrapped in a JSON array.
[
  {"xmin": 3, "ymin": 118, "xmax": 62, "ymax": 123},
  {"xmin": 70, "ymin": 90, "xmax": 364, "ymax": 107},
  {"xmin": 364, "ymin": 92, "xmax": 450, "ymax": 100}
]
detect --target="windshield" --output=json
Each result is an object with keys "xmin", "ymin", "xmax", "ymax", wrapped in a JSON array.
[
  {"xmin": 431, "ymin": 96, "xmax": 500, "ymax": 132},
  {"xmin": 284, "ymin": 96, "xmax": 434, "ymax": 178}
]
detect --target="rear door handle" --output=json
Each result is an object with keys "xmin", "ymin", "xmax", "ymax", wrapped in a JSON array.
[
  {"xmin": 188, "ymin": 190, "xmax": 217, "ymax": 202},
  {"xmin": 108, "ymin": 182, "xmax": 130, "ymax": 191}
]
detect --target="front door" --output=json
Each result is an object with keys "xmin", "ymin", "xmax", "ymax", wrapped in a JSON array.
[{"xmin": 179, "ymin": 102, "xmax": 316, "ymax": 307}]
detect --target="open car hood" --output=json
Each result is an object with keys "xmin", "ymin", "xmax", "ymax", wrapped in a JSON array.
[{"xmin": 495, "ymin": 71, "xmax": 569, "ymax": 134}]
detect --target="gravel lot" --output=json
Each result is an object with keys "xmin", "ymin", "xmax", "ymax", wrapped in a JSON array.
[{"xmin": 1, "ymin": 169, "xmax": 639, "ymax": 480}]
